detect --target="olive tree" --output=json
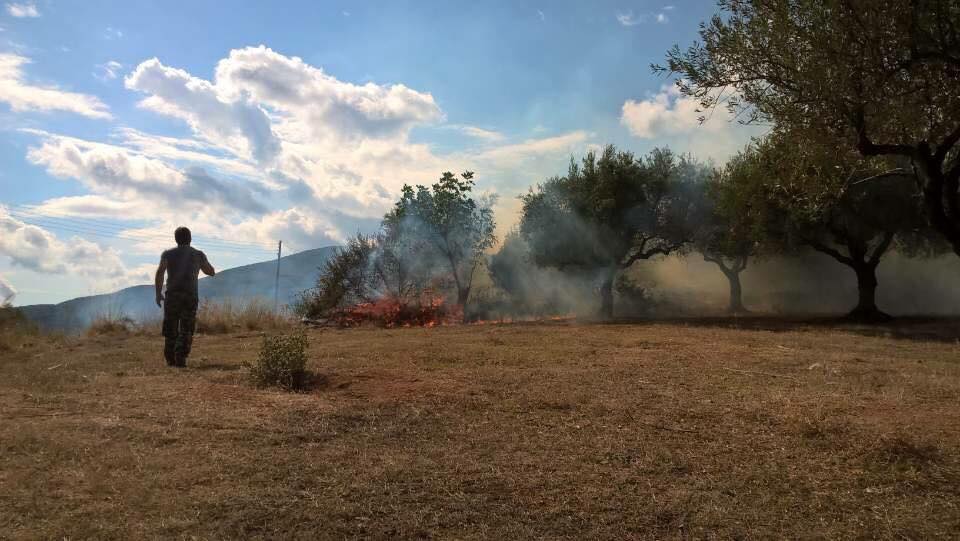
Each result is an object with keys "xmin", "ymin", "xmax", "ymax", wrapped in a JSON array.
[
  {"xmin": 658, "ymin": 0, "xmax": 960, "ymax": 255},
  {"xmin": 519, "ymin": 145, "xmax": 698, "ymax": 318}
]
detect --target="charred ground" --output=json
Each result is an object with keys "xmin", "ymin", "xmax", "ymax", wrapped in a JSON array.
[{"xmin": 2, "ymin": 320, "xmax": 959, "ymax": 539}]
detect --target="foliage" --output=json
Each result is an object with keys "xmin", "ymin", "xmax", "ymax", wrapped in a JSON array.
[
  {"xmin": 726, "ymin": 127, "xmax": 943, "ymax": 318},
  {"xmin": 657, "ymin": 0, "xmax": 960, "ymax": 253},
  {"xmin": 293, "ymin": 234, "xmax": 379, "ymax": 319},
  {"xmin": 392, "ymin": 171, "xmax": 497, "ymax": 306},
  {"xmin": 297, "ymin": 171, "xmax": 495, "ymax": 323},
  {"xmin": 519, "ymin": 145, "xmax": 704, "ymax": 317},
  {"xmin": 244, "ymin": 331, "xmax": 308, "ymax": 390}
]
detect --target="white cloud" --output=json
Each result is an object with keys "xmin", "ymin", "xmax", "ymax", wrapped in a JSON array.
[
  {"xmin": 26, "ymin": 133, "xmax": 268, "ymax": 215},
  {"xmin": 537, "ymin": 9, "xmax": 545, "ymax": 22},
  {"xmin": 617, "ymin": 9, "xmax": 670, "ymax": 26},
  {"xmin": 30, "ymin": 195, "xmax": 143, "ymax": 218},
  {"xmin": 111, "ymin": 127, "xmax": 260, "ymax": 179},
  {"xmin": 453, "ymin": 125, "xmax": 505, "ymax": 142},
  {"xmin": 0, "ymin": 54, "xmax": 111, "ymax": 118},
  {"xmin": 94, "ymin": 60, "xmax": 123, "ymax": 81},
  {"xmin": 473, "ymin": 131, "xmax": 591, "ymax": 166},
  {"xmin": 104, "ymin": 27, "xmax": 123, "ymax": 40},
  {"xmin": 621, "ymin": 85, "xmax": 765, "ymax": 163},
  {"xmin": 0, "ymin": 206, "xmax": 145, "ymax": 292},
  {"xmin": 620, "ymin": 85, "xmax": 723, "ymax": 138},
  {"xmin": 662, "ymin": 5, "xmax": 675, "ymax": 10},
  {"xmin": 125, "ymin": 58, "xmax": 281, "ymax": 164},
  {"xmin": 616, "ymin": 11, "xmax": 642, "ymax": 26},
  {"xmin": 213, "ymin": 45, "xmax": 444, "ymax": 142},
  {"xmin": 5, "ymin": 2, "xmax": 38, "ymax": 18},
  {"xmin": 0, "ymin": 273, "xmax": 15, "ymax": 304}
]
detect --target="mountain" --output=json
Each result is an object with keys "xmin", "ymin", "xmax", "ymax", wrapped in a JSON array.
[{"xmin": 19, "ymin": 246, "xmax": 337, "ymax": 331}]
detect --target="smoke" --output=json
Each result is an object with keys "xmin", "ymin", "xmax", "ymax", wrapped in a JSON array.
[
  {"xmin": 0, "ymin": 274, "xmax": 15, "ymax": 305},
  {"xmin": 647, "ymin": 250, "xmax": 960, "ymax": 316},
  {"xmin": 484, "ymin": 229, "xmax": 960, "ymax": 318}
]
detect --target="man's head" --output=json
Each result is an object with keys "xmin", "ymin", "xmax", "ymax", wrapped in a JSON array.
[{"xmin": 174, "ymin": 226, "xmax": 192, "ymax": 246}]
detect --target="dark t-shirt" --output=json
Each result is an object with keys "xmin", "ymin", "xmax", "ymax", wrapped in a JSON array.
[{"xmin": 162, "ymin": 245, "xmax": 208, "ymax": 298}]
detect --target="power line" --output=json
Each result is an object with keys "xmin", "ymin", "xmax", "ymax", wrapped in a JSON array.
[
  {"xmin": 10, "ymin": 216, "xmax": 275, "ymax": 256},
  {"xmin": 6, "ymin": 205, "xmax": 277, "ymax": 251},
  {"xmin": 5, "ymin": 207, "xmax": 277, "ymax": 253}
]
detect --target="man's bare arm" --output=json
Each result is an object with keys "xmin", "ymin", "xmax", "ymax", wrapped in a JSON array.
[
  {"xmin": 200, "ymin": 253, "xmax": 216, "ymax": 276},
  {"xmin": 155, "ymin": 258, "xmax": 167, "ymax": 307}
]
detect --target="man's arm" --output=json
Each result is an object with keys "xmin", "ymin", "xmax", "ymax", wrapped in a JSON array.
[
  {"xmin": 155, "ymin": 257, "xmax": 167, "ymax": 307},
  {"xmin": 200, "ymin": 252, "xmax": 216, "ymax": 276}
]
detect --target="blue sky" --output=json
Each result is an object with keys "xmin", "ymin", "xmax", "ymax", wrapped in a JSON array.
[{"xmin": 0, "ymin": 0, "xmax": 761, "ymax": 305}]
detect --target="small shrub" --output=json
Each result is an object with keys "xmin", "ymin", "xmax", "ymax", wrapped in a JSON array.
[
  {"xmin": 87, "ymin": 311, "xmax": 135, "ymax": 335},
  {"xmin": 244, "ymin": 331, "xmax": 308, "ymax": 390}
]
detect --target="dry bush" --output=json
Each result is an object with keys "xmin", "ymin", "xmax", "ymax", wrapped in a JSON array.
[
  {"xmin": 86, "ymin": 310, "xmax": 136, "ymax": 336},
  {"xmin": 196, "ymin": 298, "xmax": 295, "ymax": 334},
  {"xmin": 243, "ymin": 331, "xmax": 308, "ymax": 390}
]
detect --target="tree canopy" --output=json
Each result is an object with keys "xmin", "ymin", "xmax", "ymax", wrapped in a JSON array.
[
  {"xmin": 658, "ymin": 0, "xmax": 960, "ymax": 254},
  {"xmin": 728, "ymin": 127, "xmax": 941, "ymax": 319},
  {"xmin": 519, "ymin": 145, "xmax": 704, "ymax": 318},
  {"xmin": 389, "ymin": 171, "xmax": 496, "ymax": 309}
]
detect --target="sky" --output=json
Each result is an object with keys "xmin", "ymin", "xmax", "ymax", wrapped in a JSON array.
[{"xmin": 0, "ymin": 0, "xmax": 763, "ymax": 306}]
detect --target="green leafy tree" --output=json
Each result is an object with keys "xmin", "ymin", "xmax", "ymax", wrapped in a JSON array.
[
  {"xmin": 693, "ymin": 157, "xmax": 761, "ymax": 313},
  {"xmin": 737, "ymin": 129, "xmax": 940, "ymax": 320},
  {"xmin": 519, "ymin": 145, "xmax": 698, "ymax": 318},
  {"xmin": 393, "ymin": 171, "xmax": 497, "ymax": 311},
  {"xmin": 657, "ymin": 0, "xmax": 960, "ymax": 255}
]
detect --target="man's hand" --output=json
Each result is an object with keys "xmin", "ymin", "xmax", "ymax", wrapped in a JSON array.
[{"xmin": 156, "ymin": 292, "xmax": 164, "ymax": 308}]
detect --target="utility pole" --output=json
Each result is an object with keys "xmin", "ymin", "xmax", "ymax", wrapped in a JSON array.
[{"xmin": 274, "ymin": 240, "xmax": 282, "ymax": 312}]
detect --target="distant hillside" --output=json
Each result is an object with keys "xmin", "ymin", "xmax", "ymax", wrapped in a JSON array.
[{"xmin": 19, "ymin": 246, "xmax": 337, "ymax": 331}]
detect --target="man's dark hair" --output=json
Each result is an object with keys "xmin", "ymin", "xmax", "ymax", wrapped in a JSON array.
[{"xmin": 174, "ymin": 226, "xmax": 192, "ymax": 246}]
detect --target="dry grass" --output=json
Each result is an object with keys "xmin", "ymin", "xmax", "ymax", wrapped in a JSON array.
[
  {"xmin": 195, "ymin": 298, "xmax": 296, "ymax": 334},
  {"xmin": 1, "ymin": 318, "xmax": 958, "ymax": 539},
  {"xmin": 88, "ymin": 299, "xmax": 297, "ymax": 337}
]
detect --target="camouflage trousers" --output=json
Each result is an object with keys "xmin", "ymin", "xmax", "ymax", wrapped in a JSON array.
[{"xmin": 162, "ymin": 292, "xmax": 198, "ymax": 366}]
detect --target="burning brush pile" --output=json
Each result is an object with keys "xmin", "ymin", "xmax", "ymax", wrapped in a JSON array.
[
  {"xmin": 326, "ymin": 291, "xmax": 463, "ymax": 328},
  {"xmin": 292, "ymin": 233, "xmax": 472, "ymax": 328}
]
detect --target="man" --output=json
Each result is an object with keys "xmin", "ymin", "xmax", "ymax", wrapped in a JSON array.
[{"xmin": 155, "ymin": 227, "xmax": 215, "ymax": 367}]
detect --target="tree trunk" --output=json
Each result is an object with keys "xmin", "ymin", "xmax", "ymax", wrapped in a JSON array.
[
  {"xmin": 457, "ymin": 286, "xmax": 470, "ymax": 323},
  {"xmin": 599, "ymin": 267, "xmax": 616, "ymax": 319},
  {"xmin": 848, "ymin": 264, "xmax": 890, "ymax": 321},
  {"xmin": 915, "ymin": 156, "xmax": 960, "ymax": 257},
  {"xmin": 725, "ymin": 270, "xmax": 746, "ymax": 314}
]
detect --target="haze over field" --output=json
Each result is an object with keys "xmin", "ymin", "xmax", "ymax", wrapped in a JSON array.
[{"xmin": 0, "ymin": 0, "xmax": 769, "ymax": 307}]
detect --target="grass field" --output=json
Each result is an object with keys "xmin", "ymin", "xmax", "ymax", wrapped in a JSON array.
[{"xmin": 1, "ymin": 319, "xmax": 959, "ymax": 539}]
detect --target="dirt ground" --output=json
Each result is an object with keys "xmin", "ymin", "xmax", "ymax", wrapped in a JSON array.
[{"xmin": 1, "ymin": 318, "xmax": 958, "ymax": 539}]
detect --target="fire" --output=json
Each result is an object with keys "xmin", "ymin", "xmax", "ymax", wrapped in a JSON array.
[
  {"xmin": 332, "ymin": 291, "xmax": 462, "ymax": 328},
  {"xmin": 328, "ymin": 291, "xmax": 576, "ymax": 328}
]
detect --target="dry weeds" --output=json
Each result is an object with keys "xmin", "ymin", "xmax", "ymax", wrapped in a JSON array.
[{"xmin": 1, "ymin": 319, "xmax": 958, "ymax": 539}]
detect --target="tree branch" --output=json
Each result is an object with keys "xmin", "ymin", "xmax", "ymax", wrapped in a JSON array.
[
  {"xmin": 935, "ymin": 124, "xmax": 960, "ymax": 163},
  {"xmin": 853, "ymin": 108, "xmax": 915, "ymax": 158},
  {"xmin": 850, "ymin": 168, "xmax": 911, "ymax": 186},
  {"xmin": 868, "ymin": 231, "xmax": 895, "ymax": 266},
  {"xmin": 805, "ymin": 238, "xmax": 855, "ymax": 267}
]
